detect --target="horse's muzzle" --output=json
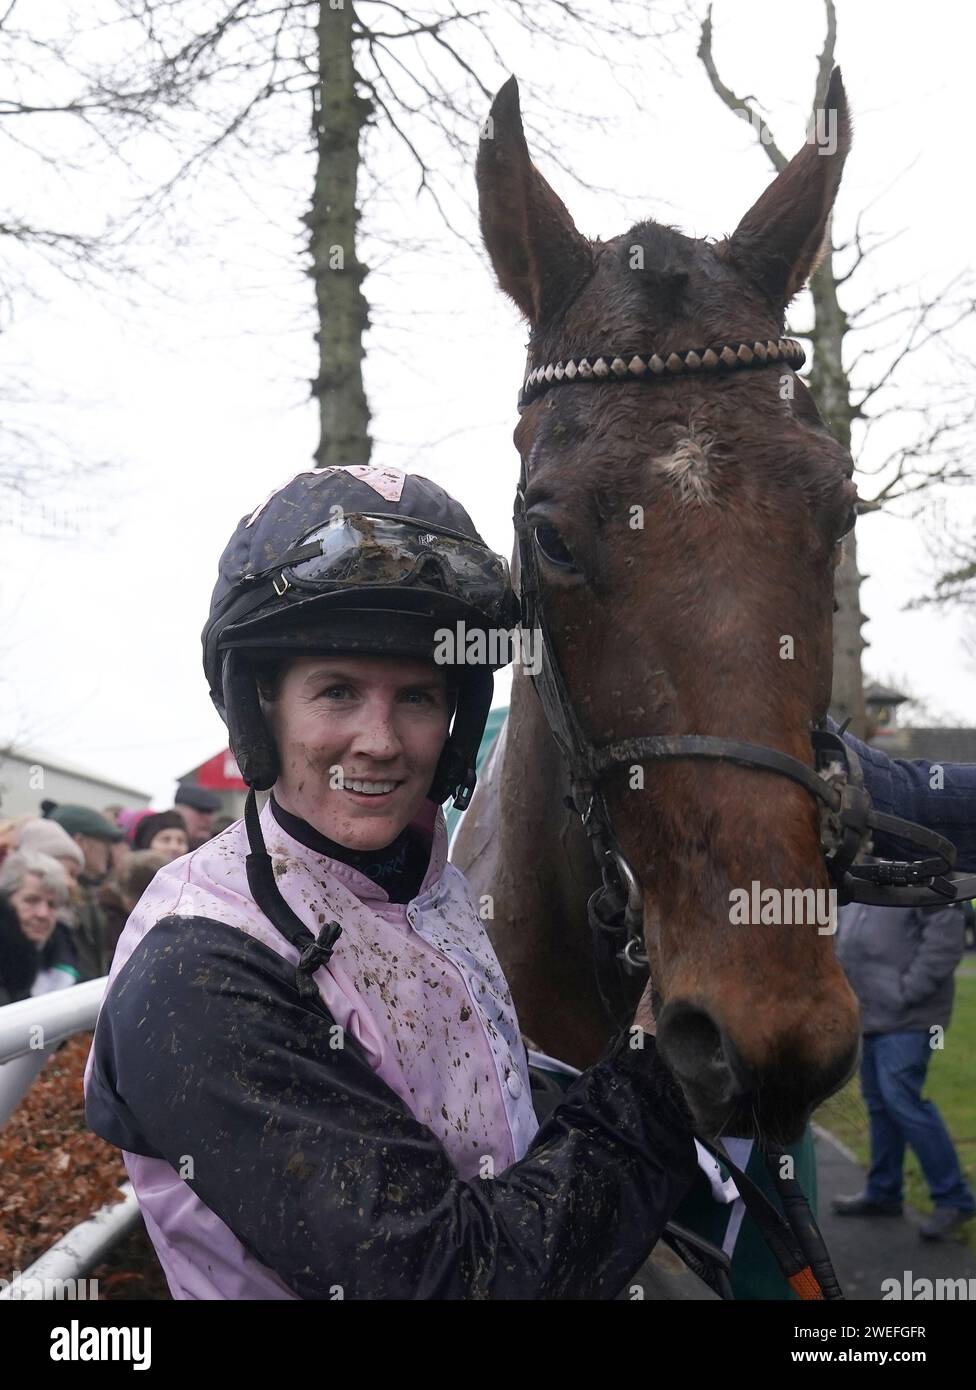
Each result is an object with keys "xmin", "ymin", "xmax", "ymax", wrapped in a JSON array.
[{"xmin": 655, "ymin": 1000, "xmax": 860, "ymax": 1146}]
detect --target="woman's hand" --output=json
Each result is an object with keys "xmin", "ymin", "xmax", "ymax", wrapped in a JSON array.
[{"xmin": 632, "ymin": 978, "xmax": 656, "ymax": 1037}]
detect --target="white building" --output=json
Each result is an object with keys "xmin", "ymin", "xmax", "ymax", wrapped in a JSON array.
[{"xmin": 0, "ymin": 744, "xmax": 152, "ymax": 819}]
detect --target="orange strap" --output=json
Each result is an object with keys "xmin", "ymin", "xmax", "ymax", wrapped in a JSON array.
[{"xmin": 788, "ymin": 1266, "xmax": 825, "ymax": 1300}]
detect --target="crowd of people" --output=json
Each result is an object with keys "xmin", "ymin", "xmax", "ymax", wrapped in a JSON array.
[{"xmin": 0, "ymin": 784, "xmax": 231, "ymax": 1004}]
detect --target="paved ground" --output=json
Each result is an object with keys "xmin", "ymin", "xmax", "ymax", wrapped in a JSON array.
[{"xmin": 813, "ymin": 1124, "xmax": 976, "ymax": 1299}]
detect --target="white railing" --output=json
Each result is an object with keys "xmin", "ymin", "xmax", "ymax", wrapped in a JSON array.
[
  {"xmin": 0, "ymin": 1185, "xmax": 141, "ymax": 1300},
  {"xmin": 0, "ymin": 978, "xmax": 106, "ymax": 1127},
  {"xmin": 0, "ymin": 978, "xmax": 140, "ymax": 1299}
]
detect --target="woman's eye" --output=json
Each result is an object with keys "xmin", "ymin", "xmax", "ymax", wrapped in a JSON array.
[
  {"xmin": 319, "ymin": 685, "xmax": 352, "ymax": 700},
  {"xmin": 534, "ymin": 523, "xmax": 577, "ymax": 570}
]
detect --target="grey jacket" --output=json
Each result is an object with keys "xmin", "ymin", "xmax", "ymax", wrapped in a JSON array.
[{"xmin": 836, "ymin": 900, "xmax": 966, "ymax": 1034}]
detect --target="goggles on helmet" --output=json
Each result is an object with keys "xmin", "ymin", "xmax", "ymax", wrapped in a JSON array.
[{"xmin": 245, "ymin": 513, "xmax": 518, "ymax": 628}]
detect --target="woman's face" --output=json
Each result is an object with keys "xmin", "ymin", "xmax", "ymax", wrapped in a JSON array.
[
  {"xmin": 266, "ymin": 654, "xmax": 452, "ymax": 851},
  {"xmin": 11, "ymin": 872, "xmax": 60, "ymax": 947},
  {"xmin": 149, "ymin": 828, "xmax": 189, "ymax": 862}
]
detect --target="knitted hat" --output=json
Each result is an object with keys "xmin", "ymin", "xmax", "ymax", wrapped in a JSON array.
[
  {"xmin": 16, "ymin": 818, "xmax": 85, "ymax": 869},
  {"xmin": 133, "ymin": 811, "xmax": 188, "ymax": 852},
  {"xmin": 117, "ymin": 807, "xmax": 154, "ymax": 846}
]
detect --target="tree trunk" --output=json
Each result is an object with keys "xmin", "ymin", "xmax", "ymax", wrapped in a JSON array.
[
  {"xmin": 807, "ymin": 235, "xmax": 868, "ymax": 737},
  {"xmin": 306, "ymin": 0, "xmax": 372, "ymax": 470}
]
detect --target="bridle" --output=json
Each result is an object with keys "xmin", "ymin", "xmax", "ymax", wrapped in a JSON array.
[
  {"xmin": 515, "ymin": 334, "xmax": 976, "ymax": 982},
  {"xmin": 512, "ymin": 334, "xmax": 976, "ymax": 1301}
]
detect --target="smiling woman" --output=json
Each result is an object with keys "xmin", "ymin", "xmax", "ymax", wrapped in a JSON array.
[
  {"xmin": 0, "ymin": 851, "xmax": 78, "ymax": 1004},
  {"xmin": 259, "ymin": 655, "xmax": 455, "ymax": 850},
  {"xmin": 82, "ymin": 462, "xmax": 702, "ymax": 1301}
]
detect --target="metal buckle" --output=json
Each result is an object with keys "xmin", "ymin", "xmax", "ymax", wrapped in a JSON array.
[
  {"xmin": 620, "ymin": 935, "xmax": 649, "ymax": 972},
  {"xmin": 272, "ymin": 573, "xmax": 289, "ymax": 597},
  {"xmin": 611, "ymin": 848, "xmax": 643, "ymax": 919}
]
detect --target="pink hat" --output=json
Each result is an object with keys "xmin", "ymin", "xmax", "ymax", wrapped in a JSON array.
[{"xmin": 116, "ymin": 807, "xmax": 154, "ymax": 846}]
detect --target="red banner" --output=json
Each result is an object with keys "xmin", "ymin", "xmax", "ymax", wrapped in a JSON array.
[{"xmin": 193, "ymin": 748, "xmax": 247, "ymax": 791}]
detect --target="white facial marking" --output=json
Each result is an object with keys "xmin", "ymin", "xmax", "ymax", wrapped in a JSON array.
[{"xmin": 652, "ymin": 423, "xmax": 716, "ymax": 505}]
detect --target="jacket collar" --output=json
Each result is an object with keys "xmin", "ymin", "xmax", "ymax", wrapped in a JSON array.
[{"xmin": 260, "ymin": 794, "xmax": 448, "ymax": 909}]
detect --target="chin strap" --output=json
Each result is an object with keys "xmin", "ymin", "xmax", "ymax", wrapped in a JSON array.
[{"xmin": 243, "ymin": 788, "xmax": 342, "ymax": 1000}]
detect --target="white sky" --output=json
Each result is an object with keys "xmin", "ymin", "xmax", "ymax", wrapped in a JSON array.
[{"xmin": 1, "ymin": 0, "xmax": 974, "ymax": 809}]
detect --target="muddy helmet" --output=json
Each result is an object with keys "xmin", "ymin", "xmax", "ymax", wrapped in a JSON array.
[{"xmin": 202, "ymin": 465, "xmax": 519, "ymax": 807}]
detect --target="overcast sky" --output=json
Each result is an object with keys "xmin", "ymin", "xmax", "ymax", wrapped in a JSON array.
[{"xmin": 2, "ymin": 0, "xmax": 974, "ymax": 810}]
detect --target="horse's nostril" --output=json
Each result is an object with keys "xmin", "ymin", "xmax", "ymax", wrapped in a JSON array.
[
  {"xmin": 657, "ymin": 1002, "xmax": 861, "ymax": 1143},
  {"xmin": 656, "ymin": 1002, "xmax": 740, "ymax": 1110}
]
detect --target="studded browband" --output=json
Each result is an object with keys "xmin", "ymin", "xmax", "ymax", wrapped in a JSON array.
[{"xmin": 518, "ymin": 336, "xmax": 806, "ymax": 410}]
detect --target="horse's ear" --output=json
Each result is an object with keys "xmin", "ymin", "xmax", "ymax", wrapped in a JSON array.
[
  {"xmin": 476, "ymin": 77, "xmax": 592, "ymax": 326},
  {"xmin": 722, "ymin": 68, "xmax": 851, "ymax": 306}
]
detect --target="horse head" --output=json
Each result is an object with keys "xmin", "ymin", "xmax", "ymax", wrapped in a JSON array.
[{"xmin": 476, "ymin": 74, "xmax": 861, "ymax": 1144}]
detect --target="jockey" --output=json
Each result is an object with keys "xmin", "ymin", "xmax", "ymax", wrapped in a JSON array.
[{"xmin": 84, "ymin": 464, "xmax": 700, "ymax": 1300}]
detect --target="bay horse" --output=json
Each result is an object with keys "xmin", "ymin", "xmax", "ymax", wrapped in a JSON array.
[{"xmin": 453, "ymin": 73, "xmax": 862, "ymax": 1150}]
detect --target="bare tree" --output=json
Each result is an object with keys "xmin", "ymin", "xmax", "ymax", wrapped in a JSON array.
[
  {"xmin": 698, "ymin": 0, "xmax": 976, "ymax": 736},
  {"xmin": 905, "ymin": 499, "xmax": 976, "ymax": 667},
  {"xmin": 68, "ymin": 0, "xmax": 685, "ymax": 470},
  {"xmin": 0, "ymin": 2, "xmax": 142, "ymax": 530}
]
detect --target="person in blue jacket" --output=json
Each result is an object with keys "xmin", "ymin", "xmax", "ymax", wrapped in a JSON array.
[{"xmin": 838, "ymin": 725, "xmax": 976, "ymax": 873}]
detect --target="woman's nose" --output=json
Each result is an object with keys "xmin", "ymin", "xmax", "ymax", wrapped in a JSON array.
[{"xmin": 352, "ymin": 703, "xmax": 403, "ymax": 758}]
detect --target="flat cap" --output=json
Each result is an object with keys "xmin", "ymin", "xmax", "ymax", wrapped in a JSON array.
[
  {"xmin": 49, "ymin": 804, "xmax": 125, "ymax": 842},
  {"xmin": 174, "ymin": 783, "xmax": 222, "ymax": 813}
]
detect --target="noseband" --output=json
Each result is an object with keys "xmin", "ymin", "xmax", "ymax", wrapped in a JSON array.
[{"xmin": 515, "ymin": 333, "xmax": 976, "ymax": 1002}]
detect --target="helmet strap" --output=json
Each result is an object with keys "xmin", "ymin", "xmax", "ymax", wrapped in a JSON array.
[
  {"xmin": 243, "ymin": 788, "xmax": 342, "ymax": 1000},
  {"xmin": 428, "ymin": 666, "xmax": 493, "ymax": 808}
]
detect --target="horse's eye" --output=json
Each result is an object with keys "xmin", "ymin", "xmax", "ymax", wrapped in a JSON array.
[
  {"xmin": 836, "ymin": 508, "xmax": 858, "ymax": 543},
  {"xmin": 534, "ymin": 523, "xmax": 576, "ymax": 570}
]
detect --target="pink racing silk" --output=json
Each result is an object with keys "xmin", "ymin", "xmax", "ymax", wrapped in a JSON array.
[{"xmin": 85, "ymin": 797, "xmax": 539, "ymax": 1299}]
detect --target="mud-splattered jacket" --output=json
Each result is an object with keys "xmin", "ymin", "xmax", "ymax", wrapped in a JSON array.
[{"xmin": 84, "ymin": 795, "xmax": 697, "ymax": 1299}]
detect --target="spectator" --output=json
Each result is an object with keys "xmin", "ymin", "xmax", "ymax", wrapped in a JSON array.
[
  {"xmin": 110, "ymin": 835, "xmax": 131, "ymax": 877},
  {"xmin": 117, "ymin": 806, "xmax": 154, "ymax": 847},
  {"xmin": 0, "ymin": 816, "xmax": 26, "ymax": 872},
  {"xmin": 17, "ymin": 817, "xmax": 85, "ymax": 886},
  {"xmin": 133, "ymin": 811, "xmax": 189, "ymax": 861},
  {"xmin": 833, "ymin": 898, "xmax": 976, "ymax": 1240},
  {"xmin": 0, "ymin": 850, "xmax": 79, "ymax": 1004},
  {"xmin": 173, "ymin": 784, "xmax": 222, "ymax": 850},
  {"xmin": 47, "ymin": 804, "xmax": 125, "ymax": 981},
  {"xmin": 116, "ymin": 851, "xmax": 167, "ymax": 914},
  {"xmin": 95, "ymin": 851, "xmax": 168, "ymax": 963},
  {"xmin": 963, "ymin": 898, "xmax": 975, "ymax": 952}
]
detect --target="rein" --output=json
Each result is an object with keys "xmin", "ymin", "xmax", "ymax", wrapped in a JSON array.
[{"xmin": 512, "ymin": 333, "xmax": 976, "ymax": 1301}]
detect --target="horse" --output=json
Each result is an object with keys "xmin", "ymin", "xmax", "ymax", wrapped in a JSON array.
[{"xmin": 453, "ymin": 72, "xmax": 862, "ymax": 1155}]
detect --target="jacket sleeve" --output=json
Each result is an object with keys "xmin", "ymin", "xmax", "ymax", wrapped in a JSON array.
[
  {"xmin": 900, "ymin": 905, "xmax": 966, "ymax": 1009},
  {"xmin": 85, "ymin": 916, "xmax": 699, "ymax": 1301},
  {"xmin": 836, "ymin": 722, "xmax": 976, "ymax": 871}
]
